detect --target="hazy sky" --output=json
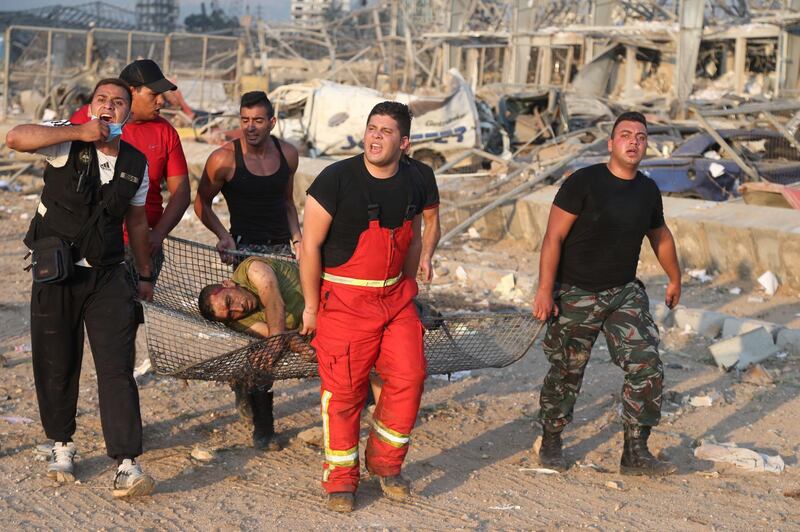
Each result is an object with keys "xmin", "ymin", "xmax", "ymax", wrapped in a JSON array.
[{"xmin": 12, "ymin": 0, "xmax": 291, "ymax": 21}]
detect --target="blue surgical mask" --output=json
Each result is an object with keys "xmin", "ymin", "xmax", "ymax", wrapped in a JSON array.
[{"xmin": 90, "ymin": 113, "xmax": 128, "ymax": 141}]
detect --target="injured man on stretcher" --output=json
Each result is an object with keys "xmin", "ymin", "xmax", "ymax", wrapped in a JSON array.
[
  {"xmin": 198, "ymin": 256, "xmax": 314, "ymax": 362},
  {"xmin": 198, "ymin": 256, "xmax": 443, "ymax": 412},
  {"xmin": 197, "ymin": 255, "xmax": 313, "ymax": 450}
]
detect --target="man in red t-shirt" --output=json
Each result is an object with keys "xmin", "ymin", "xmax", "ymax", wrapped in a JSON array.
[{"xmin": 71, "ymin": 60, "xmax": 189, "ymax": 266}]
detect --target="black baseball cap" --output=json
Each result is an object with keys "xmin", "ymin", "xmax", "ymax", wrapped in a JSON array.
[{"xmin": 119, "ymin": 59, "xmax": 177, "ymax": 93}]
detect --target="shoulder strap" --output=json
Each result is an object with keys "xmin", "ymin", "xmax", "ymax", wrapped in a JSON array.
[
  {"xmin": 271, "ymin": 136, "xmax": 289, "ymax": 169},
  {"xmin": 233, "ymin": 139, "xmax": 245, "ymax": 170}
]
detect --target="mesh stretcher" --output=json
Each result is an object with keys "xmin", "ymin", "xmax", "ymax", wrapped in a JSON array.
[{"xmin": 144, "ymin": 237, "xmax": 542, "ymax": 384}]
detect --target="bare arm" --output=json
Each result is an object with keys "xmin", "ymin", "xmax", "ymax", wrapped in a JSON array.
[
  {"xmin": 194, "ymin": 146, "xmax": 236, "ymax": 262},
  {"xmin": 403, "ymin": 214, "xmax": 423, "ymax": 279},
  {"xmin": 299, "ymin": 196, "xmax": 333, "ymax": 335},
  {"xmin": 247, "ymin": 260, "xmax": 286, "ymax": 335},
  {"xmin": 6, "ymin": 121, "xmax": 108, "ymax": 153},
  {"xmin": 281, "ymin": 141, "xmax": 303, "ymax": 258},
  {"xmin": 150, "ymin": 172, "xmax": 190, "ymax": 254},
  {"xmin": 531, "ymin": 205, "xmax": 578, "ymax": 321},
  {"xmin": 647, "ymin": 224, "xmax": 681, "ymax": 308},
  {"xmin": 419, "ymin": 206, "xmax": 440, "ymax": 282},
  {"xmin": 125, "ymin": 205, "xmax": 153, "ymax": 301}
]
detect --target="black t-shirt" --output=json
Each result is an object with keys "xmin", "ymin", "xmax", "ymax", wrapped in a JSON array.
[
  {"xmin": 406, "ymin": 156, "xmax": 440, "ymax": 209},
  {"xmin": 307, "ymin": 154, "xmax": 439, "ymax": 268},
  {"xmin": 554, "ymin": 163, "xmax": 664, "ymax": 292}
]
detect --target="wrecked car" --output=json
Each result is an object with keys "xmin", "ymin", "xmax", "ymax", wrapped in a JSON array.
[
  {"xmin": 269, "ymin": 69, "xmax": 481, "ymax": 169},
  {"xmin": 566, "ymin": 128, "xmax": 800, "ymax": 201}
]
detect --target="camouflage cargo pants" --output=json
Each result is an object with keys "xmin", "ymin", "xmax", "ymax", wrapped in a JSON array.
[{"xmin": 538, "ymin": 280, "xmax": 663, "ymax": 432}]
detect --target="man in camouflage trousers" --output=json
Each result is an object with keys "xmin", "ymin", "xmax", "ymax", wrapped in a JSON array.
[{"xmin": 532, "ymin": 111, "xmax": 681, "ymax": 476}]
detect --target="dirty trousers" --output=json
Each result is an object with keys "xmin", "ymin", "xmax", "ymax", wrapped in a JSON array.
[
  {"xmin": 30, "ymin": 265, "xmax": 143, "ymax": 459},
  {"xmin": 539, "ymin": 280, "xmax": 663, "ymax": 432},
  {"xmin": 313, "ymin": 277, "xmax": 426, "ymax": 493}
]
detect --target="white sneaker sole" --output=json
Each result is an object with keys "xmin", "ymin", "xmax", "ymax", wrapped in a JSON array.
[
  {"xmin": 47, "ymin": 469, "xmax": 75, "ymax": 483},
  {"xmin": 113, "ymin": 475, "xmax": 156, "ymax": 498}
]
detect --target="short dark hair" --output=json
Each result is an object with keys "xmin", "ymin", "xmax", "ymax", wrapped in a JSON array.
[
  {"xmin": 367, "ymin": 101, "xmax": 412, "ymax": 138},
  {"xmin": 240, "ymin": 91, "xmax": 274, "ymax": 117},
  {"xmin": 91, "ymin": 78, "xmax": 132, "ymax": 104},
  {"xmin": 198, "ymin": 284, "xmax": 224, "ymax": 321},
  {"xmin": 611, "ymin": 111, "xmax": 647, "ymax": 137}
]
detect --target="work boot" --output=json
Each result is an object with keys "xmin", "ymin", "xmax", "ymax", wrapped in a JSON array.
[
  {"xmin": 377, "ymin": 474, "xmax": 411, "ymax": 501},
  {"xmin": 113, "ymin": 459, "xmax": 156, "ymax": 498},
  {"xmin": 251, "ymin": 388, "xmax": 280, "ymax": 451},
  {"xmin": 47, "ymin": 442, "xmax": 76, "ymax": 483},
  {"xmin": 232, "ymin": 383, "xmax": 253, "ymax": 421},
  {"xmin": 619, "ymin": 425, "xmax": 676, "ymax": 476},
  {"xmin": 537, "ymin": 429, "xmax": 567, "ymax": 471},
  {"xmin": 326, "ymin": 492, "xmax": 355, "ymax": 513}
]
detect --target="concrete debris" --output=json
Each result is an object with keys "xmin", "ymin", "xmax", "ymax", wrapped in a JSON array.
[
  {"xmin": 650, "ymin": 303, "xmax": 674, "ymax": 328},
  {"xmin": 1, "ymin": 416, "xmax": 35, "ymax": 425},
  {"xmin": 687, "ymin": 269, "xmax": 714, "ymax": 283},
  {"xmin": 721, "ymin": 318, "xmax": 783, "ymax": 341},
  {"xmin": 297, "ymin": 427, "xmax": 324, "ymax": 448},
  {"xmin": 757, "ymin": 271, "xmax": 780, "ymax": 296},
  {"xmin": 605, "ymin": 480, "xmax": 624, "ymax": 490},
  {"xmin": 455, "ymin": 266, "xmax": 468, "ymax": 282},
  {"xmin": 740, "ymin": 364, "xmax": 774, "ymax": 386},
  {"xmin": 709, "ymin": 327, "xmax": 780, "ymax": 370},
  {"xmin": 133, "ymin": 358, "xmax": 152, "ymax": 380},
  {"xmin": 673, "ymin": 307, "xmax": 727, "ymax": 339},
  {"xmin": 728, "ymin": 287, "xmax": 742, "ymax": 295},
  {"xmin": 431, "ymin": 370, "xmax": 472, "ymax": 382},
  {"xmin": 777, "ymin": 329, "xmax": 800, "ymax": 355},
  {"xmin": 518, "ymin": 468, "xmax": 559, "ymax": 475},
  {"xmin": 688, "ymin": 392, "xmax": 721, "ymax": 407},
  {"xmin": 694, "ymin": 441, "xmax": 785, "ymax": 474},
  {"xmin": 493, "ymin": 273, "xmax": 516, "ymax": 298},
  {"xmin": 190, "ymin": 446, "xmax": 216, "ymax": 462},
  {"xmin": 467, "ymin": 227, "xmax": 481, "ymax": 239}
]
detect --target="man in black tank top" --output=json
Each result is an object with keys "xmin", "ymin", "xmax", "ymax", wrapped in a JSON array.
[
  {"xmin": 195, "ymin": 91, "xmax": 302, "ymax": 260},
  {"xmin": 194, "ymin": 91, "xmax": 302, "ymax": 451}
]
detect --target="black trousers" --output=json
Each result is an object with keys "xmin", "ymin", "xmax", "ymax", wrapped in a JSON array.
[{"xmin": 30, "ymin": 264, "xmax": 143, "ymax": 459}]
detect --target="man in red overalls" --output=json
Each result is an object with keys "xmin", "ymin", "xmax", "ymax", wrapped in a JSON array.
[{"xmin": 300, "ymin": 102, "xmax": 427, "ymax": 513}]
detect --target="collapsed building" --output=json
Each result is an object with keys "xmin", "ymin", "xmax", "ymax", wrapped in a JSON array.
[{"xmin": 0, "ymin": 0, "xmax": 799, "ymax": 288}]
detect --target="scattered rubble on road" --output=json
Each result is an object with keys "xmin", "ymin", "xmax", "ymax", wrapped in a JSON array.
[{"xmin": 694, "ymin": 440, "xmax": 785, "ymax": 474}]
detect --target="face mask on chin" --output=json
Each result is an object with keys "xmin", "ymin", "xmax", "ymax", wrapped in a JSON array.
[{"xmin": 90, "ymin": 113, "xmax": 128, "ymax": 141}]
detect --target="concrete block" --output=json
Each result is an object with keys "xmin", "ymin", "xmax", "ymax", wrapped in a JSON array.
[
  {"xmin": 459, "ymin": 264, "xmax": 515, "ymax": 289},
  {"xmin": 750, "ymin": 228, "xmax": 783, "ymax": 275},
  {"xmin": 722, "ymin": 318, "xmax": 783, "ymax": 341},
  {"xmin": 673, "ymin": 307, "xmax": 727, "ymax": 338},
  {"xmin": 669, "ymin": 218, "xmax": 712, "ymax": 270},
  {"xmin": 780, "ymin": 237, "xmax": 800, "ymax": 288},
  {"xmin": 705, "ymin": 223, "xmax": 758, "ymax": 279},
  {"xmin": 493, "ymin": 273, "xmax": 516, "ymax": 297},
  {"xmin": 515, "ymin": 274, "xmax": 537, "ymax": 298},
  {"xmin": 650, "ymin": 302, "xmax": 675, "ymax": 328},
  {"xmin": 777, "ymin": 328, "xmax": 800, "ymax": 355},
  {"xmin": 709, "ymin": 327, "xmax": 779, "ymax": 370}
]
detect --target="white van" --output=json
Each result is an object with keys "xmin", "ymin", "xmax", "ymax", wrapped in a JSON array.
[{"xmin": 270, "ymin": 69, "xmax": 481, "ymax": 169}]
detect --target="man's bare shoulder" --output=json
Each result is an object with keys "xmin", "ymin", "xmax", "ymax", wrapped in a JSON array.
[
  {"xmin": 204, "ymin": 142, "xmax": 236, "ymax": 179},
  {"xmin": 210, "ymin": 141, "xmax": 236, "ymax": 162}
]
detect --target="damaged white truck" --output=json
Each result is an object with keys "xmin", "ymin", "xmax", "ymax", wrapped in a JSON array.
[{"xmin": 269, "ymin": 70, "xmax": 482, "ymax": 169}]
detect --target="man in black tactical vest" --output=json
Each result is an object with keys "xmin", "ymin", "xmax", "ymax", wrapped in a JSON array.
[{"xmin": 6, "ymin": 78, "xmax": 157, "ymax": 498}]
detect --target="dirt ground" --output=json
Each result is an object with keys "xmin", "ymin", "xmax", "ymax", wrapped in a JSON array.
[{"xmin": 1, "ymin": 191, "xmax": 800, "ymax": 530}]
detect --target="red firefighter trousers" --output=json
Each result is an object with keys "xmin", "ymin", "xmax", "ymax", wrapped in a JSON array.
[{"xmin": 314, "ymin": 276, "xmax": 426, "ymax": 494}]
